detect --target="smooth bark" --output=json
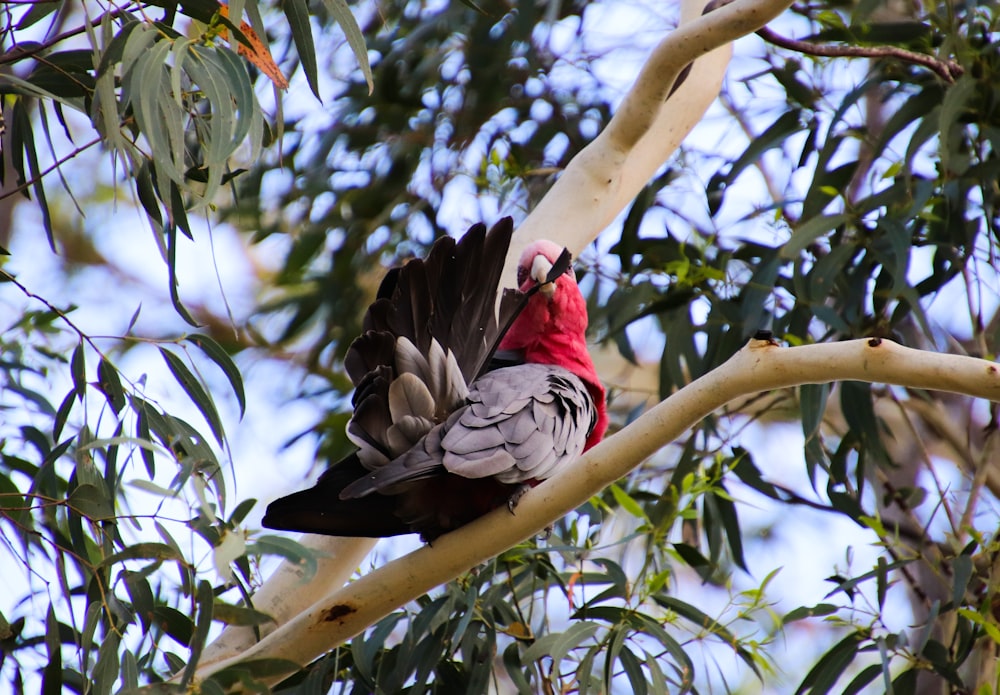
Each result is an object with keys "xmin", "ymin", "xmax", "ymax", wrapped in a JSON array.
[{"xmin": 198, "ymin": 338, "xmax": 1000, "ymax": 684}]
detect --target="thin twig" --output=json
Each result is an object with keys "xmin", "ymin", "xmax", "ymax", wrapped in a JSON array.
[
  {"xmin": 0, "ymin": 7, "xmax": 131, "ymax": 67},
  {"xmin": 757, "ymin": 25, "xmax": 964, "ymax": 83},
  {"xmin": 0, "ymin": 135, "xmax": 103, "ymax": 203},
  {"xmin": 0, "ymin": 267, "xmax": 118, "ymax": 372}
]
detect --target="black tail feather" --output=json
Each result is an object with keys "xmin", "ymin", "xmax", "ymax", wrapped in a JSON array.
[
  {"xmin": 263, "ymin": 219, "xmax": 538, "ymax": 539},
  {"xmin": 262, "ymin": 453, "xmax": 410, "ymax": 537}
]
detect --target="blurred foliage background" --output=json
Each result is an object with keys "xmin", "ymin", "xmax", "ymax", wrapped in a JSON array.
[{"xmin": 1, "ymin": 0, "xmax": 999, "ymax": 692}]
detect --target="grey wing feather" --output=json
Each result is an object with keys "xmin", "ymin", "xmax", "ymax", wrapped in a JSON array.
[
  {"xmin": 340, "ymin": 363, "xmax": 596, "ymax": 499},
  {"xmin": 444, "ymin": 363, "xmax": 595, "ymax": 483}
]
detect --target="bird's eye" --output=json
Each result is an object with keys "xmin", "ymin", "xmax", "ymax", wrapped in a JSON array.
[{"xmin": 517, "ymin": 266, "xmax": 529, "ymax": 286}]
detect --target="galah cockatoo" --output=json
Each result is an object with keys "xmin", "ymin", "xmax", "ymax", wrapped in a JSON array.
[{"xmin": 262, "ymin": 218, "xmax": 607, "ymax": 541}]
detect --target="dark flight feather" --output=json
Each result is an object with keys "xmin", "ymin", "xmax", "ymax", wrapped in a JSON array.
[{"xmin": 263, "ymin": 219, "xmax": 537, "ymax": 540}]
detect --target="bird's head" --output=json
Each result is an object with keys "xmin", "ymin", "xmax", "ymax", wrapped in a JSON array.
[
  {"xmin": 516, "ymin": 240, "xmax": 574, "ymax": 298},
  {"xmin": 501, "ymin": 239, "xmax": 587, "ymax": 356}
]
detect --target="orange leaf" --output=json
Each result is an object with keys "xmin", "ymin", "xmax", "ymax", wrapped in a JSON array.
[{"xmin": 217, "ymin": 3, "xmax": 288, "ymax": 90}]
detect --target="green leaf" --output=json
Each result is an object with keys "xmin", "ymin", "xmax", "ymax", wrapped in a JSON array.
[
  {"xmin": 0, "ymin": 473, "xmax": 27, "ymax": 521},
  {"xmin": 618, "ymin": 645, "xmax": 648, "ymax": 695},
  {"xmin": 159, "ymin": 347, "xmax": 226, "ymax": 445},
  {"xmin": 152, "ymin": 606, "xmax": 194, "ymax": 647},
  {"xmin": 247, "ymin": 535, "xmax": 318, "ymax": 582},
  {"xmin": 133, "ymin": 401, "xmax": 157, "ymax": 479},
  {"xmin": 11, "ymin": 98, "xmax": 54, "ymax": 251},
  {"xmin": 71, "ymin": 341, "xmax": 86, "ymax": 401},
  {"xmin": 823, "ymin": 559, "xmax": 912, "ymax": 600},
  {"xmin": 521, "ymin": 620, "xmax": 599, "ymax": 664},
  {"xmin": 839, "ymin": 380, "xmax": 890, "ymax": 468},
  {"xmin": 644, "ymin": 648, "xmax": 668, "ymax": 695},
  {"xmin": 939, "ymin": 75, "xmax": 977, "ymax": 174},
  {"xmin": 120, "ymin": 650, "xmax": 140, "ymax": 691},
  {"xmin": 782, "ymin": 603, "xmax": 838, "ymax": 624},
  {"xmin": 628, "ymin": 612, "xmax": 695, "ymax": 690},
  {"xmin": 283, "ymin": 0, "xmax": 320, "ymax": 99},
  {"xmin": 134, "ymin": 160, "xmax": 165, "ymax": 238},
  {"xmin": 951, "ymin": 553, "xmax": 973, "ymax": 605},
  {"xmin": 672, "ymin": 543, "xmax": 714, "ymax": 581},
  {"xmin": 165, "ymin": 222, "xmax": 200, "ymax": 326},
  {"xmin": 67, "ymin": 483, "xmax": 115, "ymax": 520},
  {"xmin": 227, "ymin": 498, "xmax": 256, "ymax": 526},
  {"xmin": 655, "ymin": 595, "xmax": 761, "ymax": 678},
  {"xmin": 319, "ymin": 0, "xmax": 373, "ymax": 93},
  {"xmin": 211, "ymin": 602, "xmax": 275, "ymax": 627},
  {"xmin": 502, "ymin": 642, "xmax": 534, "ymax": 693},
  {"xmin": 124, "ymin": 572, "xmax": 155, "ymax": 632},
  {"xmin": 709, "ymin": 109, "xmax": 803, "ymax": 215},
  {"xmin": 795, "ymin": 631, "xmax": 864, "ymax": 694},
  {"xmin": 713, "ymin": 482, "xmax": 746, "ymax": 571},
  {"xmin": 0, "ymin": 608, "xmax": 11, "ymax": 640},
  {"xmin": 841, "ymin": 664, "xmax": 882, "ymax": 695},
  {"xmin": 96, "ymin": 357, "xmax": 127, "ymax": 413},
  {"xmin": 93, "ymin": 630, "xmax": 121, "ymax": 695},
  {"xmin": 97, "ymin": 542, "xmax": 185, "ymax": 570},
  {"xmin": 799, "ymin": 383, "xmax": 829, "ymax": 439},
  {"xmin": 43, "ymin": 606, "xmax": 62, "ymax": 695},
  {"xmin": 609, "ymin": 483, "xmax": 648, "ymax": 521},
  {"xmin": 181, "ymin": 580, "xmax": 215, "ymax": 687},
  {"xmin": 198, "ymin": 659, "xmax": 305, "ymax": 690},
  {"xmin": 184, "ymin": 334, "xmax": 246, "ymax": 417},
  {"xmin": 14, "ymin": 1, "xmax": 59, "ymax": 30},
  {"xmin": 890, "ymin": 669, "xmax": 918, "ymax": 693},
  {"xmin": 781, "ymin": 213, "xmax": 852, "ymax": 259}
]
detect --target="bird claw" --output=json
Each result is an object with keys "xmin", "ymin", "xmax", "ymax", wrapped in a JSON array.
[
  {"xmin": 507, "ymin": 484, "xmax": 531, "ymax": 514},
  {"xmin": 506, "ymin": 486, "xmax": 552, "ymax": 539}
]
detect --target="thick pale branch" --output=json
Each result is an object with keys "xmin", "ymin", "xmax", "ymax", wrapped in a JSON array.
[
  {"xmin": 199, "ymin": 338, "xmax": 1000, "ymax": 684},
  {"xmin": 198, "ymin": 535, "xmax": 375, "ymax": 667},
  {"xmin": 506, "ymin": 0, "xmax": 794, "ymax": 274}
]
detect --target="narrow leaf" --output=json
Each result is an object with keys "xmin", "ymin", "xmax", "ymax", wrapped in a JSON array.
[
  {"xmin": 71, "ymin": 341, "xmax": 86, "ymax": 401},
  {"xmin": 11, "ymin": 99, "xmax": 54, "ymax": 250},
  {"xmin": 781, "ymin": 213, "xmax": 852, "ymax": 259},
  {"xmin": 181, "ymin": 580, "xmax": 214, "ymax": 687},
  {"xmin": 159, "ymin": 347, "xmax": 225, "ymax": 445},
  {"xmin": 96, "ymin": 357, "xmax": 126, "ymax": 413},
  {"xmin": 319, "ymin": 0, "xmax": 373, "ymax": 93},
  {"xmin": 97, "ymin": 542, "xmax": 184, "ymax": 569},
  {"xmin": 67, "ymin": 483, "xmax": 115, "ymax": 520},
  {"xmin": 185, "ymin": 334, "xmax": 246, "ymax": 417},
  {"xmin": 211, "ymin": 602, "xmax": 275, "ymax": 627},
  {"xmin": 283, "ymin": 0, "xmax": 320, "ymax": 99}
]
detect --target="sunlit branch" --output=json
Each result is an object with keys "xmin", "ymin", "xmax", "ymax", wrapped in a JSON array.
[
  {"xmin": 197, "ymin": 337, "xmax": 1000, "ymax": 684},
  {"xmin": 507, "ymin": 0, "xmax": 795, "ymax": 279}
]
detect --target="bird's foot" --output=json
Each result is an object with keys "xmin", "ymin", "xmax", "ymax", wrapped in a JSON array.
[
  {"xmin": 507, "ymin": 484, "xmax": 532, "ymax": 514},
  {"xmin": 506, "ymin": 486, "xmax": 552, "ymax": 538}
]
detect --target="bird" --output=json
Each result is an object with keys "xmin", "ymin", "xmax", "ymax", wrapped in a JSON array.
[{"xmin": 262, "ymin": 218, "xmax": 608, "ymax": 541}]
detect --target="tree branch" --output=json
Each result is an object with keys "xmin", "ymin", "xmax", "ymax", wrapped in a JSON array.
[
  {"xmin": 756, "ymin": 25, "xmax": 964, "ymax": 83},
  {"xmin": 0, "ymin": 9, "xmax": 130, "ymax": 67},
  {"xmin": 198, "ymin": 337, "xmax": 1000, "ymax": 684},
  {"xmin": 505, "ymin": 0, "xmax": 795, "ymax": 278}
]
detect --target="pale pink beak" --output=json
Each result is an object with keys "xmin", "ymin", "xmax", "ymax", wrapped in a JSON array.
[{"xmin": 531, "ymin": 254, "xmax": 556, "ymax": 297}]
